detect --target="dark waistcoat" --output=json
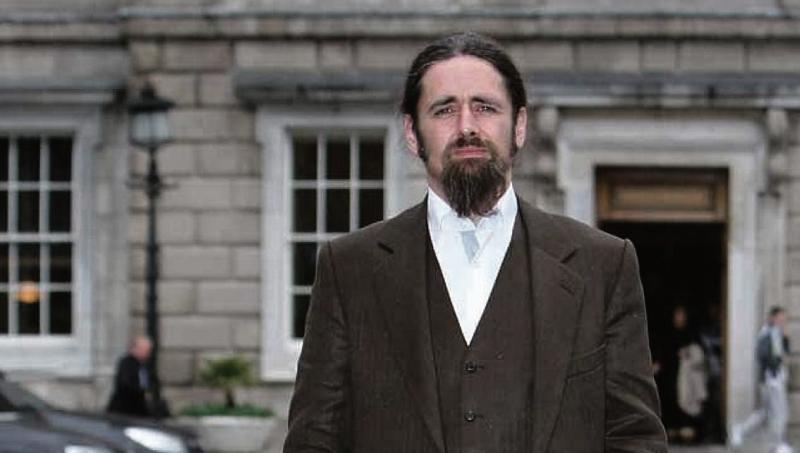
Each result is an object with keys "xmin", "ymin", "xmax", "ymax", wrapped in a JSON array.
[{"xmin": 427, "ymin": 216, "xmax": 535, "ymax": 453}]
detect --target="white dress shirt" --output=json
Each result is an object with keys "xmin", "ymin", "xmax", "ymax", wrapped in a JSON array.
[{"xmin": 427, "ymin": 184, "xmax": 518, "ymax": 345}]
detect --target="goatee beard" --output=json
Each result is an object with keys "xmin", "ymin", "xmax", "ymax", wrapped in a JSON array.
[{"xmin": 441, "ymin": 136, "xmax": 510, "ymax": 218}]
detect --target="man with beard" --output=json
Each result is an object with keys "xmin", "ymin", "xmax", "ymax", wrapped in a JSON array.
[{"xmin": 284, "ymin": 32, "xmax": 666, "ymax": 453}]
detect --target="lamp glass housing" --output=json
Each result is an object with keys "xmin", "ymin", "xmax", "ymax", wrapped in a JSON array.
[{"xmin": 129, "ymin": 109, "xmax": 172, "ymax": 150}]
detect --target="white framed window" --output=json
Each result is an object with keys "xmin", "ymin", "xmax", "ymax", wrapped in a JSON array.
[
  {"xmin": 258, "ymin": 106, "xmax": 409, "ymax": 381},
  {"xmin": 0, "ymin": 106, "xmax": 97, "ymax": 377}
]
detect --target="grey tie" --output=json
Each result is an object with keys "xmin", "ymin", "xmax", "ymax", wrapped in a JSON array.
[{"xmin": 460, "ymin": 230, "xmax": 480, "ymax": 260}]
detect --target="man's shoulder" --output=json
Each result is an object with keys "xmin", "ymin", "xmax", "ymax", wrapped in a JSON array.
[{"xmin": 518, "ymin": 200, "xmax": 626, "ymax": 255}]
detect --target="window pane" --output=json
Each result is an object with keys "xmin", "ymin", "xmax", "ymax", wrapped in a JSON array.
[
  {"xmin": 0, "ymin": 138, "xmax": 8, "ymax": 182},
  {"xmin": 293, "ymin": 294, "xmax": 311, "ymax": 338},
  {"xmin": 49, "ymin": 291, "xmax": 71, "ymax": 335},
  {"xmin": 359, "ymin": 189, "xmax": 384, "ymax": 228},
  {"xmin": 359, "ymin": 139, "xmax": 384, "ymax": 180},
  {"xmin": 48, "ymin": 137, "xmax": 72, "ymax": 182},
  {"xmin": 0, "ymin": 293, "xmax": 6, "ymax": 334},
  {"xmin": 19, "ymin": 244, "xmax": 40, "ymax": 282},
  {"xmin": 18, "ymin": 191, "xmax": 39, "ymax": 232},
  {"xmin": 49, "ymin": 191, "xmax": 71, "ymax": 232},
  {"xmin": 50, "ymin": 243, "xmax": 72, "ymax": 283},
  {"xmin": 293, "ymin": 242, "xmax": 317, "ymax": 286},
  {"xmin": 293, "ymin": 138, "xmax": 317, "ymax": 180},
  {"xmin": 293, "ymin": 189, "xmax": 317, "ymax": 233},
  {"xmin": 0, "ymin": 244, "xmax": 7, "ymax": 284},
  {"xmin": 0, "ymin": 191, "xmax": 6, "ymax": 232},
  {"xmin": 326, "ymin": 139, "xmax": 350, "ymax": 180},
  {"xmin": 17, "ymin": 296, "xmax": 39, "ymax": 334},
  {"xmin": 17, "ymin": 137, "xmax": 40, "ymax": 182},
  {"xmin": 325, "ymin": 189, "xmax": 349, "ymax": 232}
]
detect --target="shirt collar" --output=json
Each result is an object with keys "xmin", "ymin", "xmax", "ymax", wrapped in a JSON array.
[{"xmin": 427, "ymin": 183, "xmax": 517, "ymax": 232}]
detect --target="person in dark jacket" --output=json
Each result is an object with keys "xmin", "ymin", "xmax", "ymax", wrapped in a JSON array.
[{"xmin": 107, "ymin": 335, "xmax": 152, "ymax": 417}]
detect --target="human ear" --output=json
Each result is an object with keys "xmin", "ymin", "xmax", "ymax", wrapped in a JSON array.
[
  {"xmin": 514, "ymin": 107, "xmax": 528, "ymax": 149},
  {"xmin": 403, "ymin": 114, "xmax": 421, "ymax": 157}
]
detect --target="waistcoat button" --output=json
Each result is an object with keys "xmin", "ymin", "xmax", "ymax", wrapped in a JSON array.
[
  {"xmin": 465, "ymin": 362, "xmax": 478, "ymax": 373},
  {"xmin": 464, "ymin": 410, "xmax": 477, "ymax": 422}
]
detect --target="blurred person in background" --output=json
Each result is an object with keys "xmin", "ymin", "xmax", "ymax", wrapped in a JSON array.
[
  {"xmin": 655, "ymin": 305, "xmax": 704, "ymax": 444},
  {"xmin": 732, "ymin": 306, "xmax": 793, "ymax": 453},
  {"xmin": 107, "ymin": 335, "xmax": 153, "ymax": 418}
]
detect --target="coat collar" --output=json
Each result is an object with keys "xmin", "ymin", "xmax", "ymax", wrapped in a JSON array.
[{"xmin": 372, "ymin": 198, "xmax": 584, "ymax": 453}]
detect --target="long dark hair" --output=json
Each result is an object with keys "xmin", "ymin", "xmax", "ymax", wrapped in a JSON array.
[{"xmin": 401, "ymin": 32, "xmax": 527, "ymax": 125}]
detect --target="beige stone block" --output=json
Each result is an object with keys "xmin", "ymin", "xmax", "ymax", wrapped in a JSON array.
[
  {"xmin": 199, "ymin": 73, "xmax": 236, "ymax": 106},
  {"xmin": 161, "ymin": 316, "xmax": 231, "ymax": 348},
  {"xmin": 788, "ymin": 251, "xmax": 800, "ymax": 285},
  {"xmin": 233, "ymin": 318, "xmax": 261, "ymax": 349},
  {"xmin": 129, "ymin": 280, "xmax": 196, "ymax": 315},
  {"xmin": 749, "ymin": 43, "xmax": 800, "ymax": 72},
  {"xmin": 790, "ymin": 215, "xmax": 800, "ymax": 249},
  {"xmin": 163, "ymin": 41, "xmax": 231, "ymax": 71},
  {"xmin": 170, "ymin": 108, "xmax": 254, "ymax": 141},
  {"xmin": 198, "ymin": 211, "xmax": 260, "ymax": 244},
  {"xmin": 790, "ymin": 179, "xmax": 800, "ymax": 214},
  {"xmin": 197, "ymin": 281, "xmax": 260, "ymax": 314},
  {"xmin": 58, "ymin": 46, "xmax": 130, "ymax": 78},
  {"xmin": 159, "ymin": 351, "xmax": 195, "ymax": 385},
  {"xmin": 131, "ymin": 143, "xmax": 196, "ymax": 176},
  {"xmin": 319, "ymin": 41, "xmax": 354, "ymax": 70},
  {"xmin": 507, "ymin": 41, "xmax": 573, "ymax": 72},
  {"xmin": 0, "ymin": 45, "xmax": 129, "ymax": 79},
  {"xmin": 160, "ymin": 179, "xmax": 233, "ymax": 210},
  {"xmin": 128, "ymin": 211, "xmax": 196, "ymax": 244},
  {"xmin": 355, "ymin": 40, "xmax": 422, "ymax": 70},
  {"xmin": 679, "ymin": 42, "xmax": 745, "ymax": 71},
  {"xmin": 130, "ymin": 41, "xmax": 161, "ymax": 71},
  {"xmin": 197, "ymin": 143, "xmax": 260, "ymax": 176},
  {"xmin": 161, "ymin": 246, "xmax": 232, "ymax": 279},
  {"xmin": 788, "ymin": 286, "xmax": 800, "ymax": 319},
  {"xmin": 129, "ymin": 247, "xmax": 146, "ymax": 280},
  {"xmin": 234, "ymin": 247, "xmax": 261, "ymax": 279},
  {"xmin": 576, "ymin": 41, "xmax": 639, "ymax": 72},
  {"xmin": 232, "ymin": 180, "xmax": 261, "ymax": 209},
  {"xmin": 642, "ymin": 41, "xmax": 678, "ymax": 72},
  {"xmin": 235, "ymin": 40, "xmax": 316, "ymax": 70},
  {"xmin": 149, "ymin": 73, "xmax": 197, "ymax": 106},
  {"xmin": 789, "ymin": 144, "xmax": 800, "ymax": 178}
]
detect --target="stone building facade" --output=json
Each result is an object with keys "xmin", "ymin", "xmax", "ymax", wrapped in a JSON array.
[{"xmin": 1, "ymin": 0, "xmax": 800, "ymax": 442}]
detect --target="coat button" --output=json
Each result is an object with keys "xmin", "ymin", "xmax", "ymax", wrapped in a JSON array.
[
  {"xmin": 464, "ymin": 410, "xmax": 477, "ymax": 422},
  {"xmin": 464, "ymin": 362, "xmax": 478, "ymax": 373}
]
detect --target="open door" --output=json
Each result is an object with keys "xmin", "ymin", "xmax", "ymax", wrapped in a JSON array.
[{"xmin": 596, "ymin": 167, "xmax": 728, "ymax": 445}]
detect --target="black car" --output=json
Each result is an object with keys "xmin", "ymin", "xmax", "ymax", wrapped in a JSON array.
[{"xmin": 0, "ymin": 373, "xmax": 203, "ymax": 453}]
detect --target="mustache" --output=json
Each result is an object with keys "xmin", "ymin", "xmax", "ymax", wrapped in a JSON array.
[{"xmin": 447, "ymin": 135, "xmax": 489, "ymax": 151}]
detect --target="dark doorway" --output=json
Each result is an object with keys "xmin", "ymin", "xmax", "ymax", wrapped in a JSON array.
[{"xmin": 600, "ymin": 220, "xmax": 727, "ymax": 444}]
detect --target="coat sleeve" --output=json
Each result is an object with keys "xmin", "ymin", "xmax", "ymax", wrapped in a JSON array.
[
  {"xmin": 284, "ymin": 242, "xmax": 351, "ymax": 453},
  {"xmin": 604, "ymin": 240, "xmax": 668, "ymax": 453}
]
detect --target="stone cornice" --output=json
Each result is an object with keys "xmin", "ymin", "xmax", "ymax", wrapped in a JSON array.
[{"xmin": 2, "ymin": 8, "xmax": 800, "ymax": 41}]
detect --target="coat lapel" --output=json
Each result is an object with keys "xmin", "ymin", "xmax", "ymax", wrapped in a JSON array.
[
  {"xmin": 372, "ymin": 202, "xmax": 445, "ymax": 453},
  {"xmin": 519, "ymin": 201, "xmax": 585, "ymax": 453}
]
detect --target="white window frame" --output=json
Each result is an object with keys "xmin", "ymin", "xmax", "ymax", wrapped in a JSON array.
[
  {"xmin": 258, "ymin": 105, "xmax": 406, "ymax": 381},
  {"xmin": 0, "ymin": 105, "xmax": 97, "ymax": 377}
]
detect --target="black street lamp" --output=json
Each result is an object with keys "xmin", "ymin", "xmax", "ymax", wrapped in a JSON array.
[{"xmin": 128, "ymin": 82, "xmax": 174, "ymax": 418}]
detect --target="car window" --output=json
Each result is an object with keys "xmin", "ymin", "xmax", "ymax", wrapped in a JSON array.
[
  {"xmin": 0, "ymin": 393, "xmax": 14, "ymax": 412},
  {"xmin": 0, "ymin": 381, "xmax": 51, "ymax": 411}
]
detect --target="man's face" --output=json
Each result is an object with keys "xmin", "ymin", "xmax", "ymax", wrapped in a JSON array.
[
  {"xmin": 773, "ymin": 311, "xmax": 787, "ymax": 328},
  {"xmin": 132, "ymin": 338, "xmax": 152, "ymax": 362},
  {"xmin": 403, "ymin": 55, "xmax": 527, "ymax": 215}
]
